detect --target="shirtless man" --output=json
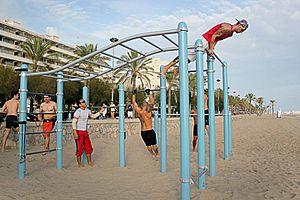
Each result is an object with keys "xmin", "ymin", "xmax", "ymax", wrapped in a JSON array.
[
  {"xmin": 1, "ymin": 91, "xmax": 19, "ymax": 152},
  {"xmin": 132, "ymin": 89, "xmax": 159, "ymax": 159},
  {"xmin": 38, "ymin": 95, "xmax": 56, "ymax": 151},
  {"xmin": 191, "ymin": 93, "xmax": 209, "ymax": 152},
  {"xmin": 161, "ymin": 19, "xmax": 249, "ymax": 77}
]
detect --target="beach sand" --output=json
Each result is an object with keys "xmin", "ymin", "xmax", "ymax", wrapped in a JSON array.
[{"xmin": 0, "ymin": 115, "xmax": 299, "ymax": 200}]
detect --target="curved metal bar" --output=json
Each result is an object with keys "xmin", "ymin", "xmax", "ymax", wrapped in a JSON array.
[
  {"xmin": 25, "ymin": 28, "xmax": 179, "ymax": 77},
  {"xmin": 66, "ymin": 44, "xmax": 195, "ymax": 82}
]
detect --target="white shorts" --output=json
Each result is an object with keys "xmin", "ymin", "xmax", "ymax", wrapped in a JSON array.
[
  {"xmin": 187, "ymin": 37, "xmax": 209, "ymax": 63},
  {"xmin": 127, "ymin": 111, "xmax": 133, "ymax": 118}
]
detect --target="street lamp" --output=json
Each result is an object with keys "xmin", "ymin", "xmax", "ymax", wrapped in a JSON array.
[
  {"xmin": 109, "ymin": 37, "xmax": 118, "ymax": 102},
  {"xmin": 216, "ymin": 79, "xmax": 221, "ymax": 114},
  {"xmin": 233, "ymin": 91, "xmax": 236, "ymax": 114}
]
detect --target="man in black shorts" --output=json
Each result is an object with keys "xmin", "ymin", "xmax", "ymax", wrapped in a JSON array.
[
  {"xmin": 132, "ymin": 89, "xmax": 159, "ymax": 159},
  {"xmin": 191, "ymin": 94, "xmax": 209, "ymax": 152},
  {"xmin": 1, "ymin": 91, "xmax": 19, "ymax": 152}
]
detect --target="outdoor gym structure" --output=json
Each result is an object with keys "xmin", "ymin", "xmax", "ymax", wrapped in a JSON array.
[{"xmin": 16, "ymin": 22, "xmax": 232, "ymax": 200}]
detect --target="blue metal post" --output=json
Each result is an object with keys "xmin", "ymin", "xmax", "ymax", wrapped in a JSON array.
[
  {"xmin": 154, "ymin": 111, "xmax": 159, "ymax": 146},
  {"xmin": 82, "ymin": 85, "xmax": 89, "ymax": 106},
  {"xmin": 160, "ymin": 65, "xmax": 167, "ymax": 173},
  {"xmin": 118, "ymin": 84, "xmax": 125, "ymax": 167},
  {"xmin": 229, "ymin": 112, "xmax": 232, "ymax": 154},
  {"xmin": 18, "ymin": 64, "xmax": 28, "ymax": 180},
  {"xmin": 82, "ymin": 85, "xmax": 88, "ymax": 164},
  {"xmin": 207, "ymin": 55, "xmax": 216, "ymax": 176},
  {"xmin": 222, "ymin": 62, "xmax": 229, "ymax": 160},
  {"xmin": 195, "ymin": 39, "xmax": 206, "ymax": 189},
  {"xmin": 56, "ymin": 72, "xmax": 63, "ymax": 169},
  {"xmin": 178, "ymin": 22, "xmax": 190, "ymax": 200}
]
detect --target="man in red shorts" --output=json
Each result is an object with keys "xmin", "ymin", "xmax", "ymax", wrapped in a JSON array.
[
  {"xmin": 161, "ymin": 19, "xmax": 249, "ymax": 77},
  {"xmin": 38, "ymin": 95, "xmax": 56, "ymax": 151},
  {"xmin": 72, "ymin": 99, "xmax": 101, "ymax": 167}
]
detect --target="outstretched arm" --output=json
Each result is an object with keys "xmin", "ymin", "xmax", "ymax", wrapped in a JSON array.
[
  {"xmin": 132, "ymin": 95, "xmax": 142, "ymax": 113},
  {"xmin": 161, "ymin": 57, "xmax": 179, "ymax": 77},
  {"xmin": 89, "ymin": 110, "xmax": 101, "ymax": 119},
  {"xmin": 146, "ymin": 95, "xmax": 154, "ymax": 113},
  {"xmin": 209, "ymin": 24, "xmax": 232, "ymax": 55}
]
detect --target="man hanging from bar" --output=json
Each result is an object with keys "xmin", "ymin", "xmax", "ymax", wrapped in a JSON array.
[
  {"xmin": 161, "ymin": 19, "xmax": 249, "ymax": 78},
  {"xmin": 132, "ymin": 89, "xmax": 159, "ymax": 160}
]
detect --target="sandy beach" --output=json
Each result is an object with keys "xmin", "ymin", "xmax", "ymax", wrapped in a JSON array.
[{"xmin": 0, "ymin": 115, "xmax": 299, "ymax": 200}]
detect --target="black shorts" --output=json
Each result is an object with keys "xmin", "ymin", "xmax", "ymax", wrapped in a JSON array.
[
  {"xmin": 205, "ymin": 110, "xmax": 209, "ymax": 125},
  {"xmin": 193, "ymin": 124, "xmax": 198, "ymax": 137},
  {"xmin": 141, "ymin": 129, "xmax": 157, "ymax": 146},
  {"xmin": 6, "ymin": 115, "xmax": 18, "ymax": 129}
]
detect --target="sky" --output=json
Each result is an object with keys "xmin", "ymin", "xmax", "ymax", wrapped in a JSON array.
[{"xmin": 0, "ymin": 0, "xmax": 299, "ymax": 111}]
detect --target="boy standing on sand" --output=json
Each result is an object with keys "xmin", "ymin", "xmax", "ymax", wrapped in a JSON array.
[{"xmin": 72, "ymin": 99, "xmax": 101, "ymax": 167}]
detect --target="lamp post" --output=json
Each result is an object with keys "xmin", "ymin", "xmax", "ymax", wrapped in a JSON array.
[
  {"xmin": 216, "ymin": 79, "xmax": 220, "ymax": 114},
  {"xmin": 110, "ymin": 37, "xmax": 118, "ymax": 102},
  {"xmin": 233, "ymin": 91, "xmax": 236, "ymax": 114},
  {"xmin": 237, "ymin": 94, "xmax": 240, "ymax": 114}
]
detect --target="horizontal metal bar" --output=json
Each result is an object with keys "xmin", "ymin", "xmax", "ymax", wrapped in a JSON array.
[
  {"xmin": 26, "ymin": 148, "xmax": 56, "ymax": 156},
  {"xmin": 26, "ymin": 130, "xmax": 57, "ymax": 135},
  {"xmin": 26, "ymin": 112, "xmax": 56, "ymax": 114},
  {"xmin": 162, "ymin": 34, "xmax": 178, "ymax": 47},
  {"xmin": 27, "ymin": 92, "xmax": 56, "ymax": 97},
  {"xmin": 125, "ymin": 89, "xmax": 160, "ymax": 93},
  {"xmin": 140, "ymin": 37, "xmax": 163, "ymax": 51},
  {"xmin": 100, "ymin": 52, "xmax": 128, "ymax": 63},
  {"xmin": 119, "ymin": 44, "xmax": 145, "ymax": 56},
  {"xmin": 68, "ymin": 67, "xmax": 99, "ymax": 76}
]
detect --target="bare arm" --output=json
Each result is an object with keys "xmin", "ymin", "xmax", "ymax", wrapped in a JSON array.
[
  {"xmin": 209, "ymin": 24, "xmax": 232, "ymax": 55},
  {"xmin": 72, "ymin": 117, "xmax": 78, "ymax": 139},
  {"xmin": 147, "ymin": 95, "xmax": 154, "ymax": 113},
  {"xmin": 38, "ymin": 104, "xmax": 43, "ymax": 121},
  {"xmin": 1, "ymin": 102, "xmax": 8, "ymax": 113},
  {"xmin": 132, "ymin": 95, "xmax": 142, "ymax": 113},
  {"xmin": 89, "ymin": 111, "xmax": 101, "ymax": 119}
]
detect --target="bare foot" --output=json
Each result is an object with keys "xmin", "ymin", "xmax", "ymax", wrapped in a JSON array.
[
  {"xmin": 78, "ymin": 163, "xmax": 83, "ymax": 168},
  {"xmin": 88, "ymin": 161, "xmax": 94, "ymax": 167},
  {"xmin": 155, "ymin": 154, "xmax": 160, "ymax": 158}
]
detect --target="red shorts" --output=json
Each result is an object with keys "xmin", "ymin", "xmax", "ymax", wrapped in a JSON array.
[
  {"xmin": 42, "ymin": 121, "xmax": 53, "ymax": 138},
  {"xmin": 75, "ymin": 130, "xmax": 93, "ymax": 157}
]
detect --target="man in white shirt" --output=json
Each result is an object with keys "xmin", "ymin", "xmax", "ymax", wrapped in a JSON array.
[{"xmin": 72, "ymin": 99, "xmax": 100, "ymax": 167}]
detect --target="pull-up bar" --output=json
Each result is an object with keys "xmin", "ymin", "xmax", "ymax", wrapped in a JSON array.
[{"xmin": 125, "ymin": 89, "xmax": 160, "ymax": 93}]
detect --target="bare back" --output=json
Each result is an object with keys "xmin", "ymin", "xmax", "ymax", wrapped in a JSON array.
[
  {"xmin": 204, "ymin": 94, "xmax": 208, "ymax": 110},
  {"xmin": 2, "ymin": 99, "xmax": 19, "ymax": 116},
  {"xmin": 138, "ymin": 110, "xmax": 153, "ymax": 131},
  {"xmin": 40, "ymin": 101, "xmax": 56, "ymax": 120}
]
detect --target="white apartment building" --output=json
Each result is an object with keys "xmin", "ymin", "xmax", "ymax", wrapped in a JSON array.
[{"xmin": 0, "ymin": 19, "xmax": 77, "ymax": 68}]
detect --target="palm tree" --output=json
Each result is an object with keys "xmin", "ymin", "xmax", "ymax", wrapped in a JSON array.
[
  {"xmin": 20, "ymin": 38, "xmax": 52, "ymax": 72},
  {"xmin": 166, "ymin": 73, "xmax": 179, "ymax": 114},
  {"xmin": 74, "ymin": 44, "xmax": 110, "ymax": 103},
  {"xmin": 245, "ymin": 93, "xmax": 256, "ymax": 113},
  {"xmin": 256, "ymin": 97, "xmax": 264, "ymax": 115},
  {"xmin": 270, "ymin": 100, "xmax": 276, "ymax": 114},
  {"xmin": 114, "ymin": 51, "xmax": 156, "ymax": 89}
]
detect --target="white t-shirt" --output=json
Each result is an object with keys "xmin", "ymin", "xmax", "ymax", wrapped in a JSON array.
[{"xmin": 74, "ymin": 108, "xmax": 91, "ymax": 131}]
